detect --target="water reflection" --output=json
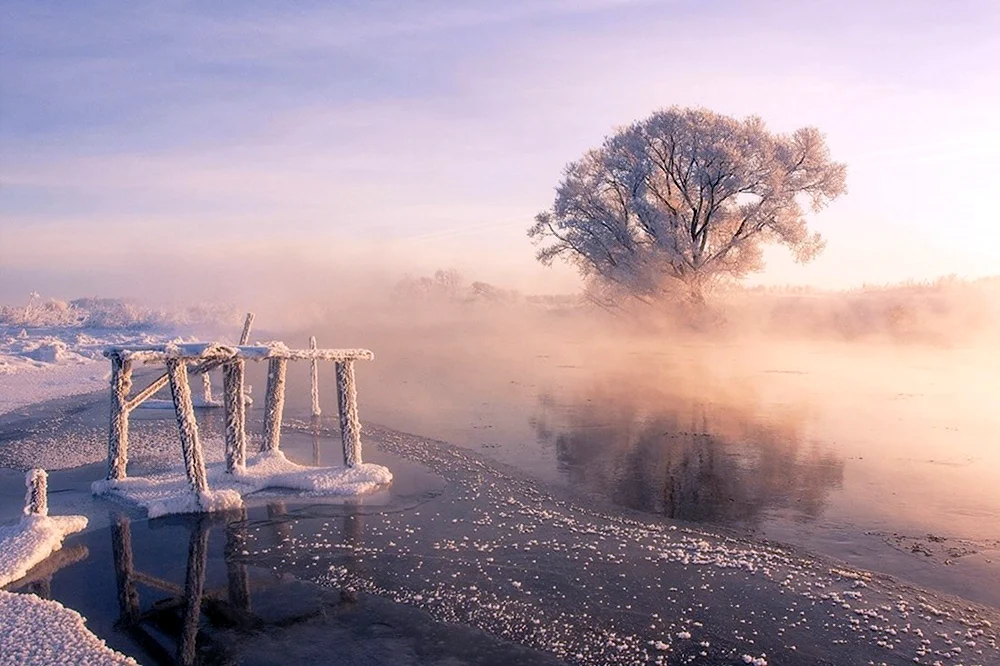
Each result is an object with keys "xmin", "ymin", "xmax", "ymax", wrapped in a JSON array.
[
  {"xmin": 5, "ymin": 542, "xmax": 88, "ymax": 600},
  {"xmin": 102, "ymin": 506, "xmax": 367, "ymax": 665},
  {"xmin": 533, "ymin": 378, "xmax": 844, "ymax": 528}
]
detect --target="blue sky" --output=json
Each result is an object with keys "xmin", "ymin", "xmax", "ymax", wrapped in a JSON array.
[{"xmin": 2, "ymin": 0, "xmax": 999, "ymax": 300}]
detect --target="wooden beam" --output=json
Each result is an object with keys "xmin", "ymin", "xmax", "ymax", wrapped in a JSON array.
[
  {"xmin": 335, "ymin": 360, "xmax": 362, "ymax": 466},
  {"xmin": 123, "ymin": 312, "xmax": 254, "ymax": 412},
  {"xmin": 262, "ymin": 358, "xmax": 288, "ymax": 452},
  {"xmin": 309, "ymin": 336, "xmax": 321, "ymax": 417},
  {"xmin": 108, "ymin": 355, "xmax": 133, "ymax": 480},
  {"xmin": 166, "ymin": 359, "xmax": 209, "ymax": 498},
  {"xmin": 222, "ymin": 359, "xmax": 247, "ymax": 473}
]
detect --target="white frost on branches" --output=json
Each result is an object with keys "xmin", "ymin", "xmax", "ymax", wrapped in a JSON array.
[{"xmin": 530, "ymin": 106, "xmax": 847, "ymax": 304}]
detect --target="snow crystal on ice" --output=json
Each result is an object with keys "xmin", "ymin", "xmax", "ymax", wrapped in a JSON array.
[
  {"xmin": 0, "ymin": 590, "xmax": 137, "ymax": 665},
  {"xmin": 93, "ymin": 450, "xmax": 392, "ymax": 518},
  {"xmin": 0, "ymin": 514, "xmax": 88, "ymax": 587}
]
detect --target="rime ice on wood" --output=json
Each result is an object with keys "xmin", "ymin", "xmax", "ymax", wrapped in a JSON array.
[
  {"xmin": 239, "ymin": 311, "xmax": 255, "ymax": 345},
  {"xmin": 201, "ymin": 372, "xmax": 213, "ymax": 404},
  {"xmin": 24, "ymin": 468, "xmax": 48, "ymax": 517},
  {"xmin": 107, "ymin": 354, "xmax": 133, "ymax": 480},
  {"xmin": 262, "ymin": 357, "xmax": 288, "ymax": 452},
  {"xmin": 98, "ymin": 337, "xmax": 379, "ymax": 515},
  {"xmin": 166, "ymin": 359, "xmax": 210, "ymax": 502},
  {"xmin": 222, "ymin": 359, "xmax": 247, "ymax": 473},
  {"xmin": 336, "ymin": 360, "xmax": 363, "ymax": 466},
  {"xmin": 310, "ymin": 335, "xmax": 321, "ymax": 417}
]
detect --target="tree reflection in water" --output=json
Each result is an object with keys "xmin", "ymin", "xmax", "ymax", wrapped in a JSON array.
[{"xmin": 533, "ymin": 377, "xmax": 844, "ymax": 529}]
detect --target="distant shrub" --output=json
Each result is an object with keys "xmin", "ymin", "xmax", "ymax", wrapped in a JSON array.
[{"xmin": 0, "ymin": 294, "xmax": 242, "ymax": 333}]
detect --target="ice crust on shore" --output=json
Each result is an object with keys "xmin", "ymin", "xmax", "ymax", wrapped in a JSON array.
[
  {"xmin": 0, "ymin": 514, "xmax": 88, "ymax": 587},
  {"xmin": 92, "ymin": 450, "xmax": 392, "ymax": 518},
  {"xmin": 0, "ymin": 590, "xmax": 137, "ymax": 665}
]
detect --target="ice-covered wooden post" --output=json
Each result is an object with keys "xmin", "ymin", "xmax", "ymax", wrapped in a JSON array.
[
  {"xmin": 166, "ymin": 359, "xmax": 209, "ymax": 501},
  {"xmin": 262, "ymin": 357, "xmax": 287, "ymax": 452},
  {"xmin": 24, "ymin": 468, "xmax": 47, "ymax": 516},
  {"xmin": 201, "ymin": 372, "xmax": 214, "ymax": 405},
  {"xmin": 239, "ymin": 312, "xmax": 255, "ymax": 345},
  {"xmin": 309, "ymin": 336, "xmax": 321, "ymax": 417},
  {"xmin": 107, "ymin": 353, "xmax": 133, "ymax": 481},
  {"xmin": 222, "ymin": 359, "xmax": 247, "ymax": 473},
  {"xmin": 335, "ymin": 360, "xmax": 362, "ymax": 466}
]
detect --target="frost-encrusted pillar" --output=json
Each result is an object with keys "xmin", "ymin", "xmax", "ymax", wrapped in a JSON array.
[
  {"xmin": 222, "ymin": 359, "xmax": 247, "ymax": 473},
  {"xmin": 166, "ymin": 359, "xmax": 209, "ymax": 499},
  {"xmin": 262, "ymin": 357, "xmax": 287, "ymax": 452},
  {"xmin": 24, "ymin": 468, "xmax": 47, "ymax": 516},
  {"xmin": 335, "ymin": 360, "xmax": 362, "ymax": 466},
  {"xmin": 107, "ymin": 354, "xmax": 133, "ymax": 481},
  {"xmin": 201, "ymin": 372, "xmax": 214, "ymax": 405},
  {"xmin": 311, "ymin": 416, "xmax": 321, "ymax": 466},
  {"xmin": 178, "ymin": 518, "xmax": 209, "ymax": 666},
  {"xmin": 239, "ymin": 312, "xmax": 255, "ymax": 345},
  {"xmin": 309, "ymin": 336, "xmax": 321, "ymax": 417},
  {"xmin": 111, "ymin": 515, "xmax": 140, "ymax": 623}
]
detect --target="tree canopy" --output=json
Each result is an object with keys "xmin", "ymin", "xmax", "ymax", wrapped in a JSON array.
[{"xmin": 529, "ymin": 107, "xmax": 847, "ymax": 305}]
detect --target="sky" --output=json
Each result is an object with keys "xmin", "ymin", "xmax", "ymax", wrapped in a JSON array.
[{"xmin": 1, "ymin": 0, "xmax": 999, "ymax": 302}]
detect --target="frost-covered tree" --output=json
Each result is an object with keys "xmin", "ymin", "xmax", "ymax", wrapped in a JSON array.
[{"xmin": 529, "ymin": 107, "xmax": 847, "ymax": 305}]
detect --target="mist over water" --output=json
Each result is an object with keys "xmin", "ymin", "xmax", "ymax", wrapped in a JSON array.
[{"xmin": 243, "ymin": 272, "xmax": 1000, "ymax": 605}]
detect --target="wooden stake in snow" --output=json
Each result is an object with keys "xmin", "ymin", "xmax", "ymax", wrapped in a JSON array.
[
  {"xmin": 262, "ymin": 357, "xmax": 288, "ymax": 452},
  {"xmin": 336, "ymin": 360, "xmax": 362, "ymax": 466},
  {"xmin": 107, "ymin": 354, "xmax": 133, "ymax": 480},
  {"xmin": 24, "ymin": 468, "xmax": 48, "ymax": 517},
  {"xmin": 166, "ymin": 359, "xmax": 209, "ymax": 499},
  {"xmin": 222, "ymin": 359, "xmax": 247, "ymax": 473},
  {"xmin": 309, "ymin": 335, "xmax": 321, "ymax": 417}
]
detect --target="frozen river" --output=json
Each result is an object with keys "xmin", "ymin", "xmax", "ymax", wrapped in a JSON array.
[{"xmin": 2, "ymin": 325, "xmax": 999, "ymax": 664}]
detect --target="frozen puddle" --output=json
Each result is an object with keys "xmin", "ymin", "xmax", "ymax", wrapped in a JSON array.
[{"xmin": 92, "ymin": 450, "xmax": 392, "ymax": 518}]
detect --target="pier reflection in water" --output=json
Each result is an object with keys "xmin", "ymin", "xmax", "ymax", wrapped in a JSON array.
[{"xmin": 104, "ymin": 505, "xmax": 367, "ymax": 666}]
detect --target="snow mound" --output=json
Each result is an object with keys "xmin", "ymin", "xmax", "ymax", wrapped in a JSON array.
[
  {"xmin": 0, "ymin": 514, "xmax": 88, "ymax": 587},
  {"xmin": 0, "ymin": 590, "xmax": 137, "ymax": 665},
  {"xmin": 0, "ymin": 325, "xmax": 199, "ymax": 416},
  {"xmin": 93, "ymin": 450, "xmax": 392, "ymax": 518}
]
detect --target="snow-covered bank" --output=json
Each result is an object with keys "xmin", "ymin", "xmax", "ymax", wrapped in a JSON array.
[
  {"xmin": 0, "ymin": 514, "xmax": 88, "ymax": 587},
  {"xmin": 0, "ymin": 329, "xmax": 191, "ymax": 417},
  {"xmin": 92, "ymin": 450, "xmax": 392, "ymax": 518},
  {"xmin": 0, "ymin": 295, "xmax": 245, "ymax": 417},
  {"xmin": 0, "ymin": 590, "xmax": 138, "ymax": 665}
]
